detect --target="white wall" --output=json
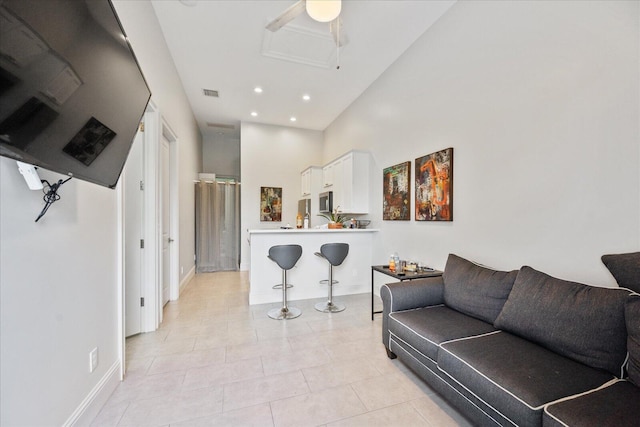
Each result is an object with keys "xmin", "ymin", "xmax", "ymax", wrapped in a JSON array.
[
  {"xmin": 203, "ymin": 133, "xmax": 240, "ymax": 179},
  {"xmin": 0, "ymin": 162, "xmax": 120, "ymax": 426},
  {"xmin": 114, "ymin": 0, "xmax": 203, "ymax": 285},
  {"xmin": 0, "ymin": 1, "xmax": 202, "ymax": 424},
  {"xmin": 324, "ymin": 0, "xmax": 639, "ymax": 286},
  {"xmin": 240, "ymin": 122, "xmax": 324, "ymax": 270}
]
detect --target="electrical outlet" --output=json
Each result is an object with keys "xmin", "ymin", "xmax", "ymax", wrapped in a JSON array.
[{"xmin": 89, "ymin": 347, "xmax": 98, "ymax": 373}]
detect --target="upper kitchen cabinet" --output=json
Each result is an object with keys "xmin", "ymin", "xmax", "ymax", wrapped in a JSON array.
[
  {"xmin": 301, "ymin": 166, "xmax": 322, "ymax": 198},
  {"xmin": 322, "ymin": 162, "xmax": 334, "ymax": 188},
  {"xmin": 330, "ymin": 151, "xmax": 371, "ymax": 214}
]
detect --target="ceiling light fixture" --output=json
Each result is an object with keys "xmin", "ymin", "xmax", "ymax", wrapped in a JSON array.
[
  {"xmin": 251, "ymin": 111, "xmax": 258, "ymax": 117},
  {"xmin": 290, "ymin": 117, "xmax": 297, "ymax": 122},
  {"xmin": 302, "ymin": 94, "xmax": 311, "ymax": 101},
  {"xmin": 254, "ymin": 87, "xmax": 263, "ymax": 94},
  {"xmin": 306, "ymin": 0, "xmax": 341, "ymax": 23}
]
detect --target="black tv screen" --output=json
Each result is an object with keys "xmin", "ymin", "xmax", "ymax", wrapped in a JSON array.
[{"xmin": 0, "ymin": 0, "xmax": 151, "ymax": 188}]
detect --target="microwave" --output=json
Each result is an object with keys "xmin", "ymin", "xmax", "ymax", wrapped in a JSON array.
[{"xmin": 319, "ymin": 191, "xmax": 333, "ymax": 213}]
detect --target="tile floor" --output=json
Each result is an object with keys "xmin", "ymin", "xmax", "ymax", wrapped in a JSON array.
[{"xmin": 92, "ymin": 271, "xmax": 472, "ymax": 427}]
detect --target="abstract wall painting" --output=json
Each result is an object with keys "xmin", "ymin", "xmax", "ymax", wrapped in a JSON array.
[
  {"xmin": 260, "ymin": 186, "xmax": 282, "ymax": 222},
  {"xmin": 383, "ymin": 161, "xmax": 411, "ymax": 220},
  {"xmin": 415, "ymin": 148, "xmax": 453, "ymax": 221}
]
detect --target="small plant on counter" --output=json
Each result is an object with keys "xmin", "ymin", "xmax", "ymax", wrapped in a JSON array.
[{"xmin": 318, "ymin": 207, "xmax": 345, "ymax": 228}]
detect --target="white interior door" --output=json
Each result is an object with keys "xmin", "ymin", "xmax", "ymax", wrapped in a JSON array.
[
  {"xmin": 161, "ymin": 136, "xmax": 171, "ymax": 306},
  {"xmin": 124, "ymin": 129, "xmax": 144, "ymax": 337}
]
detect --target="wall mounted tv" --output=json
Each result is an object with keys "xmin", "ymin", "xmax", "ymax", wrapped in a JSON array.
[{"xmin": 0, "ymin": 0, "xmax": 151, "ymax": 189}]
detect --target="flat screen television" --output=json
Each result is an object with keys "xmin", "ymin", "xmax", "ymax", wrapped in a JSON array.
[{"xmin": 0, "ymin": 0, "xmax": 151, "ymax": 189}]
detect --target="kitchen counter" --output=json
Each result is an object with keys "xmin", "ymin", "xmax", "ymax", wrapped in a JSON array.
[
  {"xmin": 249, "ymin": 228, "xmax": 378, "ymax": 234},
  {"xmin": 248, "ymin": 228, "xmax": 379, "ymax": 305}
]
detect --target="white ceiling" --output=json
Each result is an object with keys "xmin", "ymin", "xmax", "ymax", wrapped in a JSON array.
[{"xmin": 150, "ymin": 0, "xmax": 456, "ymax": 138}]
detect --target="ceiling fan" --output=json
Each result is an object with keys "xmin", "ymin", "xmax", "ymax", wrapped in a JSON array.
[{"xmin": 265, "ymin": 0, "xmax": 349, "ymax": 48}]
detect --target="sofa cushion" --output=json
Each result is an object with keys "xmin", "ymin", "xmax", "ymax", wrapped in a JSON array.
[
  {"xmin": 388, "ymin": 305, "xmax": 496, "ymax": 361},
  {"xmin": 601, "ymin": 252, "xmax": 640, "ymax": 292},
  {"xmin": 438, "ymin": 331, "xmax": 615, "ymax": 427},
  {"xmin": 494, "ymin": 266, "xmax": 630, "ymax": 377},
  {"xmin": 626, "ymin": 293, "xmax": 640, "ymax": 387},
  {"xmin": 543, "ymin": 380, "xmax": 640, "ymax": 427},
  {"xmin": 442, "ymin": 254, "xmax": 518, "ymax": 323}
]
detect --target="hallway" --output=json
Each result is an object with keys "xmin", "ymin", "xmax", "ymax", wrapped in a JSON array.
[{"xmin": 92, "ymin": 272, "xmax": 470, "ymax": 426}]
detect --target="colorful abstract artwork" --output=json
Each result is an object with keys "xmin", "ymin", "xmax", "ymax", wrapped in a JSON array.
[
  {"xmin": 415, "ymin": 148, "xmax": 453, "ymax": 221},
  {"xmin": 383, "ymin": 161, "xmax": 411, "ymax": 220},
  {"xmin": 260, "ymin": 186, "xmax": 282, "ymax": 222}
]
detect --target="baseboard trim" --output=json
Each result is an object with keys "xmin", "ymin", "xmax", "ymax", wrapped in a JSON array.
[
  {"xmin": 63, "ymin": 360, "xmax": 121, "ymax": 427},
  {"xmin": 179, "ymin": 265, "xmax": 196, "ymax": 295}
]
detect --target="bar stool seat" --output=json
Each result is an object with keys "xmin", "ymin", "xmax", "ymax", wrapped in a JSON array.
[
  {"xmin": 267, "ymin": 244, "xmax": 302, "ymax": 320},
  {"xmin": 315, "ymin": 243, "xmax": 349, "ymax": 313}
]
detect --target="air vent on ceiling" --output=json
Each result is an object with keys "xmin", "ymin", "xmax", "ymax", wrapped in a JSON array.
[
  {"xmin": 203, "ymin": 89, "xmax": 219, "ymax": 97},
  {"xmin": 206, "ymin": 122, "xmax": 235, "ymax": 130}
]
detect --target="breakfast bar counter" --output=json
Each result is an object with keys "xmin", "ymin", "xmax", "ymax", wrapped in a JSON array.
[{"xmin": 248, "ymin": 228, "xmax": 379, "ymax": 305}]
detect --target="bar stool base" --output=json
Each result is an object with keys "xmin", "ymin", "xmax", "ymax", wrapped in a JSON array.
[
  {"xmin": 268, "ymin": 306, "xmax": 301, "ymax": 320},
  {"xmin": 315, "ymin": 301, "xmax": 345, "ymax": 313}
]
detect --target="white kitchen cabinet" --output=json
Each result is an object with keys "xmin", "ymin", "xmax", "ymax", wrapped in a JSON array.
[
  {"xmin": 322, "ymin": 163, "xmax": 334, "ymax": 188},
  {"xmin": 328, "ymin": 151, "xmax": 370, "ymax": 214},
  {"xmin": 301, "ymin": 166, "xmax": 322, "ymax": 198}
]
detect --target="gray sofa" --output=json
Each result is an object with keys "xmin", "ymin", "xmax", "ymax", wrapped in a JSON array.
[{"xmin": 381, "ymin": 254, "xmax": 640, "ymax": 427}]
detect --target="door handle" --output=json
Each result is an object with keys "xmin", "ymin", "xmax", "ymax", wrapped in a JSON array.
[{"xmin": 168, "ymin": 238, "xmax": 174, "ymax": 243}]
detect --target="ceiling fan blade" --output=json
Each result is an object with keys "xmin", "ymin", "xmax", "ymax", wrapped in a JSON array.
[
  {"xmin": 329, "ymin": 17, "xmax": 349, "ymax": 47},
  {"xmin": 265, "ymin": 0, "xmax": 306, "ymax": 32}
]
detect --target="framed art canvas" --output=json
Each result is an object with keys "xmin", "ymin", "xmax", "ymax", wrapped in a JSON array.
[
  {"xmin": 383, "ymin": 161, "xmax": 411, "ymax": 220},
  {"xmin": 260, "ymin": 186, "xmax": 282, "ymax": 221},
  {"xmin": 415, "ymin": 148, "xmax": 453, "ymax": 221}
]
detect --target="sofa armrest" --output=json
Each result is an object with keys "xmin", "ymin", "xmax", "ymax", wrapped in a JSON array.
[
  {"xmin": 381, "ymin": 276, "xmax": 445, "ymax": 312},
  {"xmin": 380, "ymin": 276, "xmax": 444, "ymax": 351}
]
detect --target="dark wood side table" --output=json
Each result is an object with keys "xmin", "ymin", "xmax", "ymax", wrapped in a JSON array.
[{"xmin": 371, "ymin": 265, "xmax": 443, "ymax": 320}]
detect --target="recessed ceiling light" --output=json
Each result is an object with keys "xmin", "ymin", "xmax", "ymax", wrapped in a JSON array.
[
  {"xmin": 254, "ymin": 87, "xmax": 263, "ymax": 94},
  {"xmin": 302, "ymin": 94, "xmax": 311, "ymax": 101},
  {"xmin": 290, "ymin": 117, "xmax": 297, "ymax": 122},
  {"xmin": 251, "ymin": 111, "xmax": 258, "ymax": 117}
]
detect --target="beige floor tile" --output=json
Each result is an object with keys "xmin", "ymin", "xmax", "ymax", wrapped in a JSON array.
[
  {"xmin": 255, "ymin": 319, "xmax": 315, "ymax": 340},
  {"xmin": 225, "ymin": 338, "xmax": 292, "ymax": 362},
  {"xmin": 117, "ymin": 386, "xmax": 223, "ymax": 426},
  {"xmin": 106, "ymin": 371, "xmax": 185, "ymax": 405},
  {"xmin": 270, "ymin": 385, "xmax": 367, "ymax": 427},
  {"xmin": 194, "ymin": 330, "xmax": 257, "ymax": 350},
  {"xmin": 170, "ymin": 403, "xmax": 274, "ymax": 427},
  {"xmin": 146, "ymin": 347, "xmax": 226, "ymax": 375},
  {"xmin": 301, "ymin": 358, "xmax": 381, "ymax": 392},
  {"xmin": 223, "ymin": 370, "xmax": 309, "ymax": 412},
  {"xmin": 94, "ymin": 272, "xmax": 466, "ymax": 426},
  {"xmin": 326, "ymin": 401, "xmax": 430, "ymax": 427},
  {"xmin": 286, "ymin": 329, "xmax": 345, "ymax": 351},
  {"xmin": 123, "ymin": 356, "xmax": 154, "ymax": 379},
  {"xmin": 127, "ymin": 337, "xmax": 196, "ymax": 360},
  {"xmin": 411, "ymin": 395, "xmax": 474, "ymax": 427},
  {"xmin": 182, "ymin": 357, "xmax": 264, "ymax": 390},
  {"xmin": 324, "ymin": 337, "xmax": 385, "ymax": 362},
  {"xmin": 90, "ymin": 400, "xmax": 129, "ymax": 426},
  {"xmin": 261, "ymin": 346, "xmax": 331, "ymax": 376},
  {"xmin": 350, "ymin": 373, "xmax": 426, "ymax": 411}
]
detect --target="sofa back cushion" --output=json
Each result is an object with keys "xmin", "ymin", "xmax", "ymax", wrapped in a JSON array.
[
  {"xmin": 626, "ymin": 293, "xmax": 640, "ymax": 386},
  {"xmin": 494, "ymin": 266, "xmax": 630, "ymax": 377},
  {"xmin": 601, "ymin": 252, "xmax": 640, "ymax": 293},
  {"xmin": 442, "ymin": 254, "xmax": 518, "ymax": 323}
]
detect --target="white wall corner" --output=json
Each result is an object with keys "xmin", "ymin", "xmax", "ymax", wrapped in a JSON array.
[
  {"xmin": 62, "ymin": 360, "xmax": 121, "ymax": 427},
  {"xmin": 179, "ymin": 265, "xmax": 196, "ymax": 295}
]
